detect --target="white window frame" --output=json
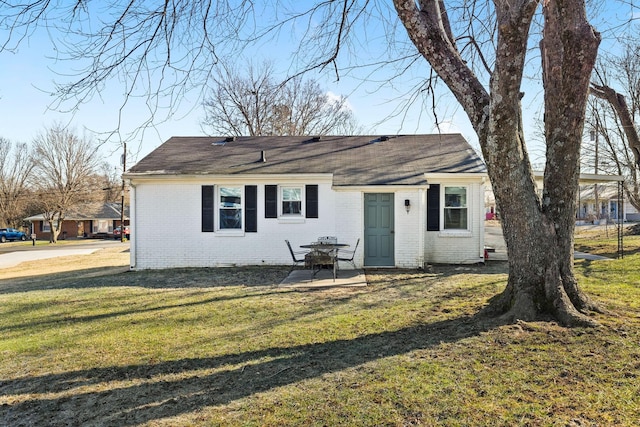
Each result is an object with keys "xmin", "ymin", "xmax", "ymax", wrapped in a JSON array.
[
  {"xmin": 442, "ymin": 185, "xmax": 469, "ymax": 231},
  {"xmin": 279, "ymin": 185, "xmax": 305, "ymax": 218},
  {"xmin": 93, "ymin": 220, "xmax": 111, "ymax": 234},
  {"xmin": 216, "ymin": 186, "xmax": 244, "ymax": 232}
]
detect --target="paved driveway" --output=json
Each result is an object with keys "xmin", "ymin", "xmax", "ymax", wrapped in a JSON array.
[
  {"xmin": 484, "ymin": 222, "xmax": 613, "ymax": 261},
  {"xmin": 0, "ymin": 240, "xmax": 129, "ymax": 268}
]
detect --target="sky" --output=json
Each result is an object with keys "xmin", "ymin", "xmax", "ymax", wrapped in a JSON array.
[{"xmin": 0, "ymin": 2, "xmax": 635, "ymax": 172}]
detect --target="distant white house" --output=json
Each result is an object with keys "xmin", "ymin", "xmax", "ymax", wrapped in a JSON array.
[
  {"xmin": 577, "ymin": 184, "xmax": 640, "ymax": 223},
  {"xmin": 484, "ymin": 172, "xmax": 637, "ymax": 224},
  {"xmin": 124, "ymin": 134, "xmax": 488, "ymax": 270}
]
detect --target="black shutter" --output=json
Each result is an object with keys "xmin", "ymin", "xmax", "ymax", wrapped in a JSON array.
[
  {"xmin": 245, "ymin": 185, "xmax": 258, "ymax": 232},
  {"xmin": 202, "ymin": 185, "xmax": 215, "ymax": 232},
  {"xmin": 265, "ymin": 185, "xmax": 278, "ymax": 218},
  {"xmin": 427, "ymin": 184, "xmax": 440, "ymax": 231},
  {"xmin": 306, "ymin": 185, "xmax": 319, "ymax": 218}
]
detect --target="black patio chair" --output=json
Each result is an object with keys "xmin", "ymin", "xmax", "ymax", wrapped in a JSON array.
[
  {"xmin": 337, "ymin": 238, "xmax": 360, "ymax": 269},
  {"xmin": 285, "ymin": 240, "xmax": 309, "ymax": 273}
]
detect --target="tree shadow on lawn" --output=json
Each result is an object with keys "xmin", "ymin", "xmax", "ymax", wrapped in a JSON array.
[
  {"xmin": 0, "ymin": 312, "xmax": 506, "ymax": 426},
  {"xmin": 0, "ymin": 266, "xmax": 292, "ymax": 295}
]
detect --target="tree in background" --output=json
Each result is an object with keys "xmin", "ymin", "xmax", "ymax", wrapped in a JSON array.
[
  {"xmin": 96, "ymin": 162, "xmax": 125, "ymax": 204},
  {"xmin": 587, "ymin": 38, "xmax": 640, "ymax": 212},
  {"xmin": 0, "ymin": 138, "xmax": 33, "ymax": 228},
  {"xmin": 201, "ymin": 62, "xmax": 359, "ymax": 136},
  {"xmin": 31, "ymin": 125, "xmax": 102, "ymax": 243}
]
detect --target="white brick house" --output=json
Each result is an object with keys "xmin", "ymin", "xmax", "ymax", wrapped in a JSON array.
[{"xmin": 124, "ymin": 134, "xmax": 488, "ymax": 270}]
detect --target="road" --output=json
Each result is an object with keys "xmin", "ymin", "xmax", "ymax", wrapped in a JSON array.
[{"xmin": 0, "ymin": 239, "xmax": 129, "ymax": 268}]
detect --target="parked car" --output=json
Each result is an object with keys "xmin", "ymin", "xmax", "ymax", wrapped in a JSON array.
[
  {"xmin": 113, "ymin": 226, "xmax": 130, "ymax": 239},
  {"xmin": 0, "ymin": 227, "xmax": 27, "ymax": 243}
]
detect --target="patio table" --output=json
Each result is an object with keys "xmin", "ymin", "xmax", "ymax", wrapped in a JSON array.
[{"xmin": 300, "ymin": 243, "xmax": 349, "ymax": 281}]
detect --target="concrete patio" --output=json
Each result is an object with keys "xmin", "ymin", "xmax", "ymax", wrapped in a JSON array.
[{"xmin": 279, "ymin": 268, "xmax": 368, "ymax": 288}]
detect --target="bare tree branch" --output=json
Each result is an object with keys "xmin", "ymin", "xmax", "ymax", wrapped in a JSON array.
[
  {"xmin": 0, "ymin": 138, "xmax": 34, "ymax": 227},
  {"xmin": 30, "ymin": 124, "xmax": 102, "ymax": 242},
  {"xmin": 590, "ymin": 82, "xmax": 640, "ymax": 170},
  {"xmin": 201, "ymin": 61, "xmax": 360, "ymax": 136}
]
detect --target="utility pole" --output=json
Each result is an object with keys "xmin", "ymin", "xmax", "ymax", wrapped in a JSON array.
[{"xmin": 120, "ymin": 142, "xmax": 127, "ymax": 243}]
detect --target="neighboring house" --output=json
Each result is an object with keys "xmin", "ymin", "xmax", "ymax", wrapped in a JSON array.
[
  {"xmin": 485, "ymin": 172, "xmax": 637, "ymax": 224},
  {"xmin": 577, "ymin": 184, "xmax": 640, "ymax": 223},
  {"xmin": 124, "ymin": 134, "xmax": 488, "ymax": 270},
  {"xmin": 25, "ymin": 202, "xmax": 129, "ymax": 240}
]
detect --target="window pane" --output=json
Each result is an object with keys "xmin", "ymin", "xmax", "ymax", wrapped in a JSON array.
[
  {"xmin": 444, "ymin": 208, "xmax": 468, "ymax": 229},
  {"xmin": 96, "ymin": 220, "xmax": 109, "ymax": 233},
  {"xmin": 219, "ymin": 187, "xmax": 242, "ymax": 229},
  {"xmin": 220, "ymin": 209, "xmax": 242, "ymax": 229},
  {"xmin": 445, "ymin": 186, "xmax": 467, "ymax": 207},
  {"xmin": 444, "ymin": 187, "xmax": 468, "ymax": 229},
  {"xmin": 283, "ymin": 201, "xmax": 302, "ymax": 214},
  {"xmin": 282, "ymin": 187, "xmax": 301, "ymax": 201},
  {"xmin": 220, "ymin": 187, "xmax": 242, "ymax": 208},
  {"xmin": 282, "ymin": 187, "xmax": 302, "ymax": 215}
]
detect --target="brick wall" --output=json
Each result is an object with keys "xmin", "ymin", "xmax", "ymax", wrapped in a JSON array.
[
  {"xmin": 130, "ymin": 178, "xmax": 486, "ymax": 269},
  {"xmin": 132, "ymin": 179, "xmax": 338, "ymax": 269}
]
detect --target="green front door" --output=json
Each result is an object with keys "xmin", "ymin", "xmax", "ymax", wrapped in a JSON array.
[{"xmin": 364, "ymin": 193, "xmax": 395, "ymax": 266}]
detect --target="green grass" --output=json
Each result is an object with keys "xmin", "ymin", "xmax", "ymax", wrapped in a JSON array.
[
  {"xmin": 575, "ymin": 229, "xmax": 640, "ymax": 258},
  {"xmin": 1, "ymin": 248, "xmax": 639, "ymax": 426}
]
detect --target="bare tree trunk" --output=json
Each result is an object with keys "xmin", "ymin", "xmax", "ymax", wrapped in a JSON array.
[
  {"xmin": 395, "ymin": 0, "xmax": 601, "ymax": 326},
  {"xmin": 31, "ymin": 125, "xmax": 100, "ymax": 245},
  {"xmin": 44, "ymin": 213, "xmax": 62, "ymax": 243}
]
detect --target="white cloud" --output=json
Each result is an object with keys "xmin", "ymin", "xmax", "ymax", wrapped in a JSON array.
[{"xmin": 326, "ymin": 91, "xmax": 354, "ymax": 111}]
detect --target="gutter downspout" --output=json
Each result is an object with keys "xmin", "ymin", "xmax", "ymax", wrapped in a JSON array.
[
  {"xmin": 479, "ymin": 179, "xmax": 487, "ymax": 263},
  {"xmin": 128, "ymin": 180, "xmax": 136, "ymax": 270},
  {"xmin": 418, "ymin": 187, "xmax": 426, "ymax": 268}
]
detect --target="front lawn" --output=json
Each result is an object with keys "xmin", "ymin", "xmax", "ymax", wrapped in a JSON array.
[{"xmin": 0, "ymin": 247, "xmax": 639, "ymax": 426}]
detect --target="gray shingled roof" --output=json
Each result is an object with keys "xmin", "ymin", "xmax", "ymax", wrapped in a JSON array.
[
  {"xmin": 126, "ymin": 134, "xmax": 486, "ymax": 186},
  {"xmin": 25, "ymin": 202, "xmax": 128, "ymax": 221},
  {"xmin": 65, "ymin": 202, "xmax": 129, "ymax": 220}
]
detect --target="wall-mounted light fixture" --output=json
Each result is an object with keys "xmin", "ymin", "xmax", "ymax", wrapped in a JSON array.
[{"xmin": 404, "ymin": 199, "xmax": 411, "ymax": 213}]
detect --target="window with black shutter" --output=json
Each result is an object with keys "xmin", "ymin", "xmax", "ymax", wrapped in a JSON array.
[
  {"xmin": 265, "ymin": 185, "xmax": 278, "ymax": 218},
  {"xmin": 427, "ymin": 184, "xmax": 440, "ymax": 231},
  {"xmin": 305, "ymin": 185, "xmax": 319, "ymax": 218},
  {"xmin": 245, "ymin": 185, "xmax": 257, "ymax": 232},
  {"xmin": 202, "ymin": 185, "xmax": 214, "ymax": 232}
]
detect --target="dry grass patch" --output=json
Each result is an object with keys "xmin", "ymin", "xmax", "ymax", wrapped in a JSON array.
[{"xmin": 0, "ymin": 245, "xmax": 130, "ymax": 284}]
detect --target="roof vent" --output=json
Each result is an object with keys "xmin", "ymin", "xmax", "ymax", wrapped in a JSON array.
[
  {"xmin": 312, "ymin": 136, "xmax": 321, "ymax": 142},
  {"xmin": 369, "ymin": 136, "xmax": 391, "ymax": 144},
  {"xmin": 260, "ymin": 150, "xmax": 267, "ymax": 163},
  {"xmin": 225, "ymin": 136, "xmax": 236, "ymax": 142}
]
